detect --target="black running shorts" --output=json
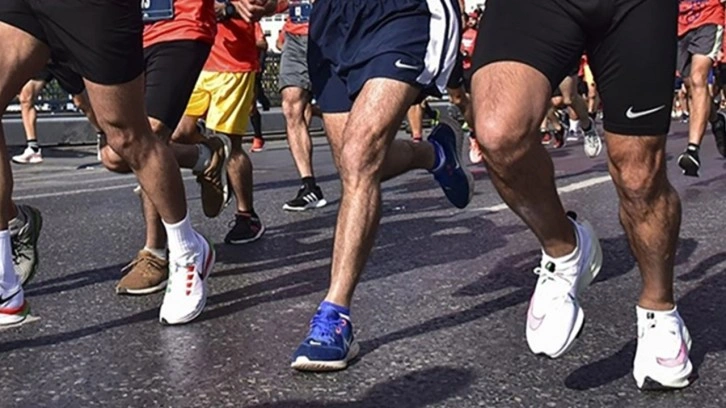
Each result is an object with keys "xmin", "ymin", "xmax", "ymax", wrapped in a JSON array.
[
  {"xmin": 33, "ymin": 62, "xmax": 85, "ymax": 95},
  {"xmin": 143, "ymin": 40, "xmax": 211, "ymax": 131},
  {"xmin": 472, "ymin": 0, "xmax": 677, "ymax": 136},
  {"xmin": 0, "ymin": 0, "xmax": 144, "ymax": 85}
]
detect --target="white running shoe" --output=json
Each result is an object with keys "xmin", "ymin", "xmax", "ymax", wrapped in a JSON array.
[
  {"xmin": 0, "ymin": 287, "xmax": 29, "ymax": 326},
  {"xmin": 566, "ymin": 129, "xmax": 583, "ymax": 142},
  {"xmin": 633, "ymin": 306, "xmax": 693, "ymax": 390},
  {"xmin": 583, "ymin": 125, "xmax": 603, "ymax": 158},
  {"xmin": 159, "ymin": 234, "xmax": 215, "ymax": 325},
  {"xmin": 526, "ymin": 216, "xmax": 603, "ymax": 358},
  {"xmin": 12, "ymin": 147, "xmax": 43, "ymax": 164}
]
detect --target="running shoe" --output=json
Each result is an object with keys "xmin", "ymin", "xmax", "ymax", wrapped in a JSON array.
[
  {"xmin": 159, "ymin": 234, "xmax": 215, "ymax": 325},
  {"xmin": 583, "ymin": 125, "xmax": 603, "ymax": 158},
  {"xmin": 469, "ymin": 136, "xmax": 484, "ymax": 164},
  {"xmin": 291, "ymin": 304, "xmax": 359, "ymax": 371},
  {"xmin": 96, "ymin": 132, "xmax": 105, "ymax": 162},
  {"xmin": 250, "ymin": 136, "xmax": 265, "ymax": 153},
  {"xmin": 116, "ymin": 250, "xmax": 169, "ymax": 295},
  {"xmin": 428, "ymin": 115, "xmax": 474, "ymax": 209},
  {"xmin": 10, "ymin": 205, "xmax": 42, "ymax": 285},
  {"xmin": 541, "ymin": 129, "xmax": 552, "ymax": 145},
  {"xmin": 197, "ymin": 134, "xmax": 232, "ymax": 218},
  {"xmin": 224, "ymin": 213, "xmax": 265, "ymax": 245},
  {"xmin": 0, "ymin": 288, "xmax": 29, "ymax": 327},
  {"xmin": 711, "ymin": 111, "xmax": 726, "ymax": 158},
  {"xmin": 677, "ymin": 148, "xmax": 700, "ymax": 177},
  {"xmin": 566, "ymin": 129, "xmax": 583, "ymax": 142},
  {"xmin": 526, "ymin": 214, "xmax": 602, "ymax": 358},
  {"xmin": 12, "ymin": 147, "xmax": 42, "ymax": 164},
  {"xmin": 633, "ymin": 306, "xmax": 693, "ymax": 390},
  {"xmin": 283, "ymin": 185, "xmax": 327, "ymax": 211},
  {"xmin": 552, "ymin": 127, "xmax": 566, "ymax": 149}
]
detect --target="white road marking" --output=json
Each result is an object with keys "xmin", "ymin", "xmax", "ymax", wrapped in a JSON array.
[
  {"xmin": 14, "ymin": 175, "xmax": 197, "ymax": 200},
  {"xmin": 471, "ymin": 175, "xmax": 612, "ymax": 213}
]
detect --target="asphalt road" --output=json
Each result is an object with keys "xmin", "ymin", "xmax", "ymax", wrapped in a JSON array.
[{"xmin": 2, "ymin": 121, "xmax": 726, "ymax": 408}]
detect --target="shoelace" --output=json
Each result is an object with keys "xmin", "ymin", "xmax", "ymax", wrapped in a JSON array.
[
  {"xmin": 121, "ymin": 253, "xmax": 167, "ymax": 277},
  {"xmin": 11, "ymin": 237, "xmax": 31, "ymax": 264},
  {"xmin": 308, "ymin": 312, "xmax": 339, "ymax": 344},
  {"xmin": 533, "ymin": 265, "xmax": 574, "ymax": 299}
]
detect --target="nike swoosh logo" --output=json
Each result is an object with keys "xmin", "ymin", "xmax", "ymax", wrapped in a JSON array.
[
  {"xmin": 626, "ymin": 105, "xmax": 666, "ymax": 119},
  {"xmin": 394, "ymin": 59, "xmax": 420, "ymax": 71},
  {"xmin": 656, "ymin": 339, "xmax": 689, "ymax": 368},
  {"xmin": 527, "ymin": 297, "xmax": 545, "ymax": 331},
  {"xmin": 0, "ymin": 289, "xmax": 21, "ymax": 305}
]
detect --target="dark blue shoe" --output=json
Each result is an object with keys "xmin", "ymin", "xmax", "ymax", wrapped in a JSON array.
[
  {"xmin": 291, "ymin": 305, "xmax": 359, "ymax": 371},
  {"xmin": 428, "ymin": 115, "xmax": 474, "ymax": 209}
]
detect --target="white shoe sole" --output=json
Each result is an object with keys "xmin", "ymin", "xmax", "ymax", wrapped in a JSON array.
[
  {"xmin": 290, "ymin": 341, "xmax": 360, "ymax": 372},
  {"xmin": 282, "ymin": 198, "xmax": 328, "ymax": 212},
  {"xmin": 116, "ymin": 280, "xmax": 168, "ymax": 296},
  {"xmin": 226, "ymin": 224, "xmax": 266, "ymax": 245}
]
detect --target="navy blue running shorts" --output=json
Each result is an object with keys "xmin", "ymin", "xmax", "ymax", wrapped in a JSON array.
[{"xmin": 308, "ymin": 0, "xmax": 461, "ymax": 113}]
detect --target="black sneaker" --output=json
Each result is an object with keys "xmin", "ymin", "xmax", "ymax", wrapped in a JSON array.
[
  {"xmin": 224, "ymin": 213, "xmax": 265, "ymax": 245},
  {"xmin": 711, "ymin": 111, "xmax": 726, "ymax": 158},
  {"xmin": 677, "ymin": 149, "xmax": 700, "ymax": 177},
  {"xmin": 282, "ymin": 185, "xmax": 328, "ymax": 212}
]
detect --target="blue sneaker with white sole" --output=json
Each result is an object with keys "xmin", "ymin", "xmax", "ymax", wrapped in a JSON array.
[
  {"xmin": 291, "ymin": 304, "xmax": 359, "ymax": 372},
  {"xmin": 428, "ymin": 115, "xmax": 475, "ymax": 209}
]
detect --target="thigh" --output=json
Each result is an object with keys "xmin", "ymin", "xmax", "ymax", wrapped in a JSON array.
[
  {"xmin": 588, "ymin": 0, "xmax": 677, "ymax": 136},
  {"xmin": 472, "ymin": 0, "xmax": 585, "ymax": 90},
  {"xmin": 144, "ymin": 40, "xmax": 211, "ymax": 131}
]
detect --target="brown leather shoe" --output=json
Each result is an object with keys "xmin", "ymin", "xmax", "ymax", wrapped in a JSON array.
[
  {"xmin": 197, "ymin": 134, "xmax": 231, "ymax": 218},
  {"xmin": 116, "ymin": 250, "xmax": 169, "ymax": 295}
]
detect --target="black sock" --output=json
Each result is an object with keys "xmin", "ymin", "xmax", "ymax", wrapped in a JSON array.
[
  {"xmin": 582, "ymin": 120, "xmax": 592, "ymax": 132},
  {"xmin": 251, "ymin": 110, "xmax": 262, "ymax": 137},
  {"xmin": 422, "ymin": 103, "xmax": 438, "ymax": 120},
  {"xmin": 302, "ymin": 176, "xmax": 316, "ymax": 190},
  {"xmin": 687, "ymin": 143, "xmax": 700, "ymax": 153},
  {"xmin": 27, "ymin": 139, "xmax": 39, "ymax": 152}
]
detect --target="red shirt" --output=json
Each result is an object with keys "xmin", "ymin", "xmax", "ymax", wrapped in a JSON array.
[
  {"xmin": 204, "ymin": 17, "xmax": 259, "ymax": 73},
  {"xmin": 143, "ymin": 0, "xmax": 216, "ymax": 48},
  {"xmin": 460, "ymin": 28, "xmax": 477, "ymax": 70},
  {"xmin": 678, "ymin": 0, "xmax": 725, "ymax": 37}
]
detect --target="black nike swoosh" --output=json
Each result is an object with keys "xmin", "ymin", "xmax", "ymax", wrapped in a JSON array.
[{"xmin": 0, "ymin": 289, "xmax": 21, "ymax": 305}]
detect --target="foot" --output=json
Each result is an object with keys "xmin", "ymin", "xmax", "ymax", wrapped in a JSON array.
[
  {"xmin": 677, "ymin": 149, "xmax": 700, "ymax": 177},
  {"xmin": 541, "ymin": 129, "xmax": 552, "ymax": 145},
  {"xmin": 526, "ymin": 214, "xmax": 603, "ymax": 358},
  {"xmin": 159, "ymin": 234, "xmax": 215, "ymax": 325},
  {"xmin": 468, "ymin": 136, "xmax": 483, "ymax": 164},
  {"xmin": 0, "ymin": 287, "xmax": 29, "ymax": 327},
  {"xmin": 428, "ymin": 115, "xmax": 475, "ymax": 209},
  {"xmin": 633, "ymin": 306, "xmax": 693, "ymax": 390},
  {"xmin": 282, "ymin": 185, "xmax": 328, "ymax": 212},
  {"xmin": 291, "ymin": 303, "xmax": 359, "ymax": 372},
  {"xmin": 583, "ymin": 125, "xmax": 603, "ymax": 158},
  {"xmin": 711, "ymin": 111, "xmax": 726, "ymax": 158},
  {"xmin": 566, "ymin": 129, "xmax": 582, "ymax": 142},
  {"xmin": 10, "ymin": 205, "xmax": 43, "ymax": 285},
  {"xmin": 197, "ymin": 134, "xmax": 232, "ymax": 218},
  {"xmin": 116, "ymin": 250, "xmax": 169, "ymax": 295},
  {"xmin": 552, "ymin": 127, "xmax": 566, "ymax": 149},
  {"xmin": 12, "ymin": 147, "xmax": 42, "ymax": 164},
  {"xmin": 224, "ymin": 213, "xmax": 265, "ymax": 245},
  {"xmin": 250, "ymin": 136, "xmax": 265, "ymax": 152}
]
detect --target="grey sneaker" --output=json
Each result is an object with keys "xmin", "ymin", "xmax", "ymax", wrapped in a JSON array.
[
  {"xmin": 583, "ymin": 124, "xmax": 603, "ymax": 158},
  {"xmin": 10, "ymin": 205, "xmax": 43, "ymax": 285}
]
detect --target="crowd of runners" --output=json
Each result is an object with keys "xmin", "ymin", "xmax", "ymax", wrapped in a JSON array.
[{"xmin": 0, "ymin": 0, "xmax": 723, "ymax": 393}]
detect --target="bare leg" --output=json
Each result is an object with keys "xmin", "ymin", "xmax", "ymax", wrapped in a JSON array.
[
  {"xmin": 406, "ymin": 104, "xmax": 424, "ymax": 140},
  {"xmin": 560, "ymin": 75, "xmax": 592, "ymax": 127},
  {"xmin": 472, "ymin": 62, "xmax": 576, "ymax": 257},
  {"xmin": 323, "ymin": 79, "xmax": 421, "ymax": 307},
  {"xmin": 18, "ymin": 79, "xmax": 45, "ymax": 143},
  {"xmin": 447, "ymin": 85, "xmax": 474, "ymax": 128},
  {"xmin": 228, "ymin": 136, "xmax": 254, "ymax": 212},
  {"xmin": 685, "ymin": 55, "xmax": 716, "ymax": 145},
  {"xmin": 606, "ymin": 133, "xmax": 678, "ymax": 310},
  {"xmin": 71, "ymin": 92, "xmax": 102, "ymax": 132},
  {"xmin": 282, "ymin": 87, "xmax": 314, "ymax": 178}
]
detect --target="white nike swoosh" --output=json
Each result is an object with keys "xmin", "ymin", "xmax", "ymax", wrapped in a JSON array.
[
  {"xmin": 626, "ymin": 105, "xmax": 666, "ymax": 119},
  {"xmin": 395, "ymin": 59, "xmax": 419, "ymax": 71}
]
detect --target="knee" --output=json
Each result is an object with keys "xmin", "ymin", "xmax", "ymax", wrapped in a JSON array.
[
  {"xmin": 18, "ymin": 89, "xmax": 34, "ymax": 107},
  {"xmin": 609, "ymin": 150, "xmax": 667, "ymax": 203},
  {"xmin": 338, "ymin": 133, "xmax": 382, "ymax": 184},
  {"xmin": 282, "ymin": 93, "xmax": 304, "ymax": 121},
  {"xmin": 100, "ymin": 144, "xmax": 132, "ymax": 173},
  {"xmin": 475, "ymin": 114, "xmax": 535, "ymax": 162}
]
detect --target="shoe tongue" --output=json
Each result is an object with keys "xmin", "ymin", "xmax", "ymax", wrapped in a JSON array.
[{"xmin": 317, "ymin": 306, "xmax": 341, "ymax": 321}]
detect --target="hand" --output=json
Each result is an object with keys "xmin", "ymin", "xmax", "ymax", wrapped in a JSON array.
[{"xmin": 232, "ymin": 0, "xmax": 277, "ymax": 22}]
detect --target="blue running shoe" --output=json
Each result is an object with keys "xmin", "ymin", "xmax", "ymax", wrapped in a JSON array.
[
  {"xmin": 428, "ymin": 115, "xmax": 474, "ymax": 209},
  {"xmin": 291, "ymin": 304, "xmax": 359, "ymax": 372}
]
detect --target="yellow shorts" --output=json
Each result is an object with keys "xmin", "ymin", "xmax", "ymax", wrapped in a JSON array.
[
  {"xmin": 185, "ymin": 71, "xmax": 256, "ymax": 135},
  {"xmin": 583, "ymin": 63, "xmax": 595, "ymax": 86}
]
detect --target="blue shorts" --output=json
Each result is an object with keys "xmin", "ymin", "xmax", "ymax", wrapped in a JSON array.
[{"xmin": 308, "ymin": 0, "xmax": 461, "ymax": 113}]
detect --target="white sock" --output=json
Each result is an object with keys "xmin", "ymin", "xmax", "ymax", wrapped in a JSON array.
[
  {"xmin": 0, "ymin": 230, "xmax": 22, "ymax": 306},
  {"xmin": 144, "ymin": 246, "xmax": 168, "ymax": 261},
  {"xmin": 163, "ymin": 214, "xmax": 200, "ymax": 257},
  {"xmin": 192, "ymin": 144, "xmax": 212, "ymax": 173},
  {"xmin": 570, "ymin": 119, "xmax": 581, "ymax": 132}
]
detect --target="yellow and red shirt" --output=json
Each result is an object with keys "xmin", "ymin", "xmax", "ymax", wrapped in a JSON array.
[{"xmin": 204, "ymin": 16, "xmax": 259, "ymax": 73}]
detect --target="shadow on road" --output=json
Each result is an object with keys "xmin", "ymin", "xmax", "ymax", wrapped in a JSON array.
[{"xmin": 247, "ymin": 366, "xmax": 474, "ymax": 408}]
